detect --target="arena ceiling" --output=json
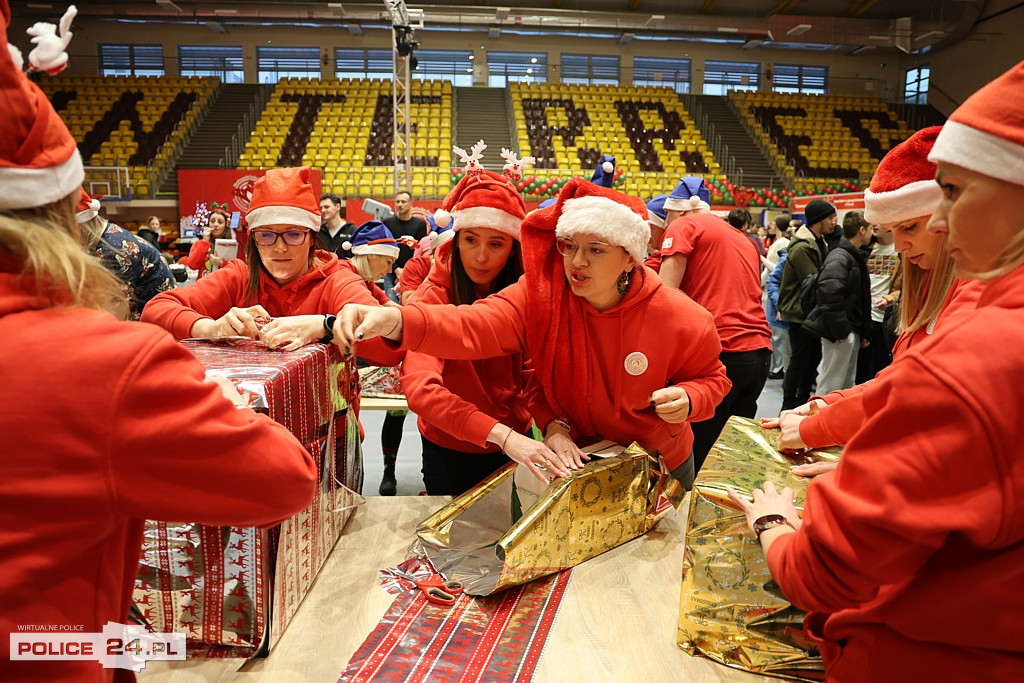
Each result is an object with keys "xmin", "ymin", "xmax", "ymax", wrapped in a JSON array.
[{"xmin": 10, "ymin": 0, "xmax": 986, "ymax": 54}]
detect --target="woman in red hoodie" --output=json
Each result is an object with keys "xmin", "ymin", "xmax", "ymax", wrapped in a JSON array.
[
  {"xmin": 762, "ymin": 127, "xmax": 983, "ymax": 465},
  {"xmin": 728, "ymin": 61, "xmax": 1024, "ymax": 680},
  {"xmin": 338, "ymin": 176, "xmax": 730, "ymax": 489},
  {"xmin": 142, "ymin": 167, "xmax": 400, "ymax": 366},
  {"xmin": 185, "ymin": 204, "xmax": 238, "ymax": 278},
  {"xmin": 402, "ymin": 172, "xmax": 554, "ymax": 492},
  {"xmin": 0, "ymin": 37, "xmax": 316, "ymax": 678}
]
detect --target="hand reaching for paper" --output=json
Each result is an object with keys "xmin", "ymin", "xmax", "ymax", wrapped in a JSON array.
[
  {"xmin": 260, "ymin": 314, "xmax": 323, "ymax": 351},
  {"xmin": 192, "ymin": 305, "xmax": 271, "ymax": 339}
]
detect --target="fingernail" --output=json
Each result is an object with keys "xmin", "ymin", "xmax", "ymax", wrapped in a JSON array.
[{"xmin": 356, "ymin": 332, "xmax": 364, "ymax": 339}]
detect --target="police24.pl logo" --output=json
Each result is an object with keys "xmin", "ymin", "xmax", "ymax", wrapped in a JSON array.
[{"xmin": 10, "ymin": 621, "xmax": 185, "ymax": 672}]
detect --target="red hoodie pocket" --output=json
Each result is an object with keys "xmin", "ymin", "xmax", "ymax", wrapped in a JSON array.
[{"xmin": 636, "ymin": 419, "xmax": 691, "ymax": 470}]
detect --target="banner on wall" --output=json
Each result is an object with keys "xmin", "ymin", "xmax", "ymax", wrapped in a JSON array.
[
  {"xmin": 178, "ymin": 169, "xmax": 324, "ymax": 225},
  {"xmin": 344, "ymin": 199, "xmax": 550, "ymax": 226},
  {"xmin": 790, "ymin": 192, "xmax": 865, "ymax": 215}
]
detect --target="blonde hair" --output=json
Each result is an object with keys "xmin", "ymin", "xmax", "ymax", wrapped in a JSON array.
[
  {"xmin": 899, "ymin": 232, "xmax": 956, "ymax": 335},
  {"xmin": 0, "ymin": 194, "xmax": 126, "ymax": 315},
  {"xmin": 350, "ymin": 253, "xmax": 373, "ymax": 281}
]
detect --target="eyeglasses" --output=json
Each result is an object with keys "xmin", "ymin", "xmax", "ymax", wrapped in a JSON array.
[
  {"xmin": 555, "ymin": 238, "xmax": 622, "ymax": 262},
  {"xmin": 252, "ymin": 229, "xmax": 310, "ymax": 247}
]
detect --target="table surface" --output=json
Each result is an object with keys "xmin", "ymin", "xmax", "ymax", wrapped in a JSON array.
[
  {"xmin": 357, "ymin": 396, "xmax": 408, "ymax": 411},
  {"xmin": 139, "ymin": 496, "xmax": 772, "ymax": 682}
]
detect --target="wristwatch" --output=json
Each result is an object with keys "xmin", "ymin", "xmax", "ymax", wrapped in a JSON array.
[
  {"xmin": 545, "ymin": 417, "xmax": 572, "ymax": 434},
  {"xmin": 752, "ymin": 514, "xmax": 794, "ymax": 544},
  {"xmin": 319, "ymin": 314, "xmax": 337, "ymax": 344}
]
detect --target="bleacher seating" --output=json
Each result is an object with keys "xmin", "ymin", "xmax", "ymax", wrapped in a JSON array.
[
  {"xmin": 239, "ymin": 77, "xmax": 453, "ymax": 199},
  {"xmin": 509, "ymin": 82, "xmax": 722, "ymax": 199},
  {"xmin": 732, "ymin": 90, "xmax": 913, "ymax": 188},
  {"xmin": 40, "ymin": 74, "xmax": 217, "ymax": 199}
]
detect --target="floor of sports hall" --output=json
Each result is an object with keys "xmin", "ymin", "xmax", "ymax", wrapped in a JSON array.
[{"xmin": 360, "ymin": 375, "xmax": 785, "ymax": 497}]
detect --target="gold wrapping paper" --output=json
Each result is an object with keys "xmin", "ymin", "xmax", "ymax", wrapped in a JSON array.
[
  {"xmin": 417, "ymin": 441, "xmax": 685, "ymax": 596},
  {"xmin": 677, "ymin": 416, "xmax": 841, "ymax": 681}
]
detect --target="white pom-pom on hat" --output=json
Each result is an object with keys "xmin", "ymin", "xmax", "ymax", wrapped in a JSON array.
[
  {"xmin": 341, "ymin": 240, "xmax": 353, "ymax": 251},
  {"xmin": 601, "ymin": 161, "xmax": 614, "ymax": 174},
  {"xmin": 433, "ymin": 209, "xmax": 452, "ymax": 228}
]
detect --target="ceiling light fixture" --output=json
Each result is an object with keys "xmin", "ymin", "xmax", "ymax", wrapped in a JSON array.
[{"xmin": 787, "ymin": 24, "xmax": 812, "ymax": 36}]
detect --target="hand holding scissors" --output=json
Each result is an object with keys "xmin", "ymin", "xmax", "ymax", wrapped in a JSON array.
[{"xmin": 386, "ymin": 567, "xmax": 464, "ymax": 606}]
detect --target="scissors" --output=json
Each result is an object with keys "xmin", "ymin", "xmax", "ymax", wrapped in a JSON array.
[{"xmin": 385, "ymin": 568, "xmax": 464, "ymax": 606}]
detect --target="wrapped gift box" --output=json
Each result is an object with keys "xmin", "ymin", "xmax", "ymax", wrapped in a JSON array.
[
  {"xmin": 417, "ymin": 440, "xmax": 685, "ymax": 596},
  {"xmin": 133, "ymin": 341, "xmax": 363, "ymax": 655},
  {"xmin": 358, "ymin": 364, "xmax": 405, "ymax": 399},
  {"xmin": 677, "ymin": 416, "xmax": 841, "ymax": 681}
]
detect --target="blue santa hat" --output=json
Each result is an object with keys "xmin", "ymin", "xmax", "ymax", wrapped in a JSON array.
[
  {"xmin": 343, "ymin": 220, "xmax": 400, "ymax": 258},
  {"xmin": 590, "ymin": 155, "xmax": 616, "ymax": 188},
  {"xmin": 646, "ymin": 194, "xmax": 668, "ymax": 228},
  {"xmin": 537, "ymin": 197, "xmax": 557, "ymax": 210},
  {"xmin": 427, "ymin": 212, "xmax": 455, "ymax": 250},
  {"xmin": 663, "ymin": 177, "xmax": 711, "ymax": 213}
]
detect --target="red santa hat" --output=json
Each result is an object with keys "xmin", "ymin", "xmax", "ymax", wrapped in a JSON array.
[
  {"xmin": 547, "ymin": 177, "xmax": 650, "ymax": 263},
  {"xmin": 0, "ymin": 1, "xmax": 83, "ymax": 210},
  {"xmin": 246, "ymin": 166, "xmax": 321, "ymax": 231},
  {"xmin": 74, "ymin": 186, "xmax": 100, "ymax": 223},
  {"xmin": 436, "ymin": 169, "xmax": 525, "ymax": 239},
  {"xmin": 864, "ymin": 126, "xmax": 943, "ymax": 225},
  {"xmin": 929, "ymin": 60, "xmax": 1024, "ymax": 187}
]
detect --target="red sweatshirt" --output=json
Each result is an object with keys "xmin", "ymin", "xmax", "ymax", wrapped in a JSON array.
[
  {"xmin": 398, "ymin": 267, "xmax": 730, "ymax": 470},
  {"xmin": 142, "ymin": 250, "xmax": 402, "ymax": 366},
  {"xmin": 660, "ymin": 214, "xmax": 771, "ymax": 353},
  {"xmin": 768, "ymin": 264, "xmax": 1024, "ymax": 681},
  {"xmin": 401, "ymin": 252, "xmax": 547, "ymax": 452},
  {"xmin": 799, "ymin": 278, "xmax": 983, "ymax": 447},
  {"xmin": 0, "ymin": 272, "xmax": 317, "ymax": 682}
]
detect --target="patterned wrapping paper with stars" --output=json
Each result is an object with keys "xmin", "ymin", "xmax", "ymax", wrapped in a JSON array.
[
  {"xmin": 677, "ymin": 416, "xmax": 841, "ymax": 682},
  {"xmin": 417, "ymin": 441, "xmax": 685, "ymax": 597},
  {"xmin": 132, "ymin": 341, "xmax": 365, "ymax": 656}
]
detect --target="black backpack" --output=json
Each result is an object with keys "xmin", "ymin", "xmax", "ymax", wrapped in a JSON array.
[{"xmin": 799, "ymin": 269, "xmax": 821, "ymax": 317}]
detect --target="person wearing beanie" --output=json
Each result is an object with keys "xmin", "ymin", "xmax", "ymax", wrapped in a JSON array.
[
  {"xmin": 186, "ymin": 204, "xmax": 237, "ymax": 279},
  {"xmin": 730, "ymin": 60, "xmax": 1024, "ymax": 681},
  {"xmin": 142, "ymin": 167, "xmax": 402, "ymax": 368},
  {"xmin": 73, "ymin": 187, "xmax": 175, "ymax": 320},
  {"xmin": 402, "ymin": 169, "xmax": 558, "ymax": 493},
  {"xmin": 800, "ymin": 211, "xmax": 874, "ymax": 394},
  {"xmin": 658, "ymin": 178, "xmax": 772, "ymax": 473},
  {"xmin": 776, "ymin": 198, "xmax": 836, "ymax": 410},
  {"xmin": 338, "ymin": 176, "xmax": 730, "ymax": 491},
  {"xmin": 0, "ymin": 7, "xmax": 318, "ymax": 679},
  {"xmin": 767, "ymin": 125, "xmax": 983, "ymax": 455}
]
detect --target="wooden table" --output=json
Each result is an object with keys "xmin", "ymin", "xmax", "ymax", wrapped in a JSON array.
[
  {"xmin": 357, "ymin": 396, "xmax": 408, "ymax": 411},
  {"xmin": 139, "ymin": 496, "xmax": 771, "ymax": 682}
]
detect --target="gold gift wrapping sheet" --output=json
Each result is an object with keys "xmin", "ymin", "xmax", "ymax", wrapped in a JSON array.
[
  {"xmin": 416, "ymin": 440, "xmax": 685, "ymax": 596},
  {"xmin": 677, "ymin": 416, "xmax": 841, "ymax": 681}
]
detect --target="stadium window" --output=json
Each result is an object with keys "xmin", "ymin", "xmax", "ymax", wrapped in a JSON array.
[
  {"xmin": 487, "ymin": 52, "xmax": 547, "ymax": 88},
  {"xmin": 412, "ymin": 49, "xmax": 473, "ymax": 86},
  {"xmin": 334, "ymin": 48, "xmax": 393, "ymax": 80},
  {"xmin": 633, "ymin": 56, "xmax": 691, "ymax": 93},
  {"xmin": 561, "ymin": 54, "xmax": 619, "ymax": 85},
  {"xmin": 98, "ymin": 44, "xmax": 164, "ymax": 77},
  {"xmin": 703, "ymin": 59, "xmax": 759, "ymax": 95},
  {"xmin": 256, "ymin": 46, "xmax": 320, "ymax": 83},
  {"xmin": 178, "ymin": 46, "xmax": 244, "ymax": 82},
  {"xmin": 772, "ymin": 64, "xmax": 828, "ymax": 94},
  {"xmin": 905, "ymin": 65, "xmax": 930, "ymax": 104}
]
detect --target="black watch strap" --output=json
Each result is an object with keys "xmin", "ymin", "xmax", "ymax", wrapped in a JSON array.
[{"xmin": 319, "ymin": 314, "xmax": 337, "ymax": 344}]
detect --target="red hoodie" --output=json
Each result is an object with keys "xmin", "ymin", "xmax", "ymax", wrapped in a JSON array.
[
  {"xmin": 142, "ymin": 250, "xmax": 402, "ymax": 366},
  {"xmin": 401, "ymin": 244, "xmax": 547, "ymax": 452},
  {"xmin": 798, "ymin": 277, "xmax": 983, "ymax": 448},
  {"xmin": 0, "ymin": 269, "xmax": 316, "ymax": 682},
  {"xmin": 768, "ymin": 263, "xmax": 1024, "ymax": 681},
  {"xmin": 399, "ymin": 265, "xmax": 730, "ymax": 470}
]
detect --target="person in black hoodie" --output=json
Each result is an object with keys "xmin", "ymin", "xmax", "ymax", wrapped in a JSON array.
[
  {"xmin": 803, "ymin": 211, "xmax": 873, "ymax": 394},
  {"xmin": 317, "ymin": 192, "xmax": 357, "ymax": 259}
]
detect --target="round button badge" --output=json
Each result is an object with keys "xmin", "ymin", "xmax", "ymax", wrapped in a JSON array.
[{"xmin": 623, "ymin": 351, "xmax": 648, "ymax": 376}]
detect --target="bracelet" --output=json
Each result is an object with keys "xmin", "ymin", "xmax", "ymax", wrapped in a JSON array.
[
  {"xmin": 752, "ymin": 514, "xmax": 794, "ymax": 544},
  {"xmin": 545, "ymin": 417, "xmax": 571, "ymax": 435},
  {"xmin": 384, "ymin": 312, "xmax": 403, "ymax": 338},
  {"xmin": 500, "ymin": 426, "xmax": 514, "ymax": 452}
]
